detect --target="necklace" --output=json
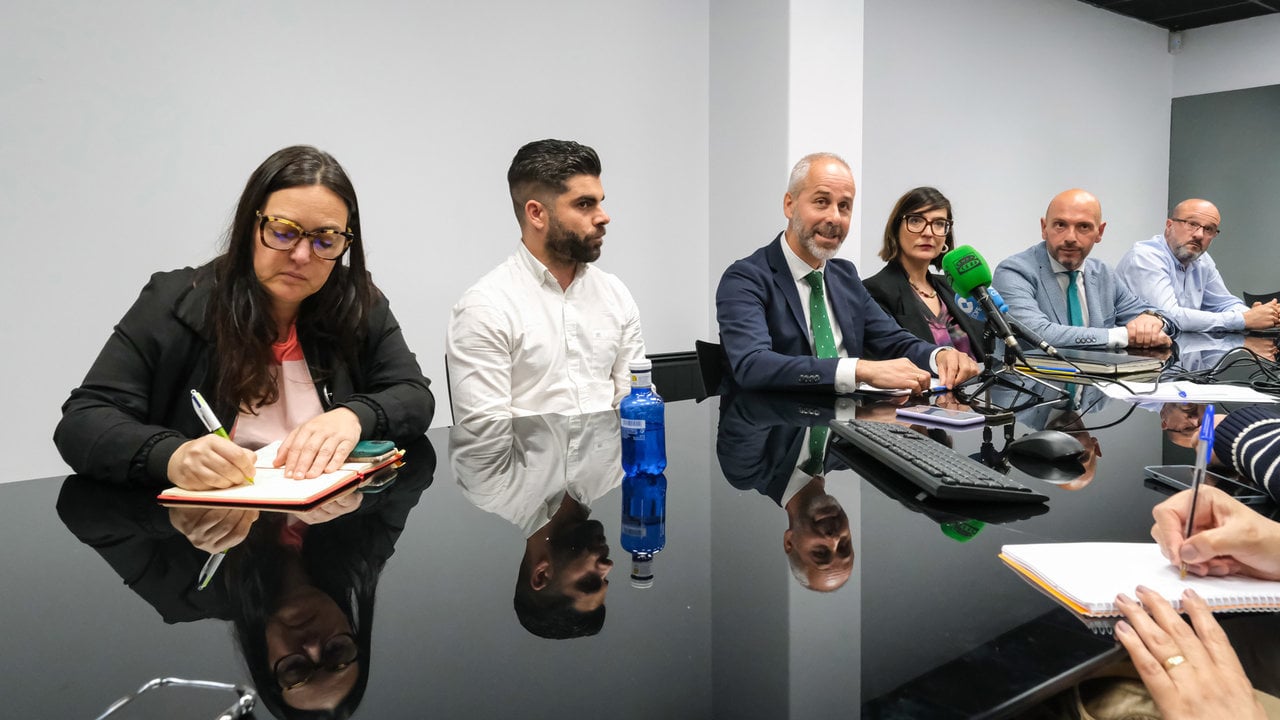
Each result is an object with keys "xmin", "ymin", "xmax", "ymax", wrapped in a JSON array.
[{"xmin": 910, "ymin": 281, "xmax": 937, "ymax": 299}]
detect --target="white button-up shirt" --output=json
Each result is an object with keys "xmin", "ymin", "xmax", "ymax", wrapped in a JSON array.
[{"xmin": 447, "ymin": 242, "xmax": 646, "ymax": 424}]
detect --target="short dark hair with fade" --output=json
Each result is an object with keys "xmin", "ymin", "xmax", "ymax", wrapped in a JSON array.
[{"xmin": 507, "ymin": 139, "xmax": 602, "ymax": 224}]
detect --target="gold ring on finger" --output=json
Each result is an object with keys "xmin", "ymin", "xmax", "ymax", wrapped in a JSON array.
[{"xmin": 1163, "ymin": 654, "xmax": 1187, "ymax": 670}]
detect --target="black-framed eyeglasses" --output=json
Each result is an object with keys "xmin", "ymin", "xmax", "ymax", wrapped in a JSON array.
[
  {"xmin": 1169, "ymin": 217, "xmax": 1220, "ymax": 238},
  {"xmin": 903, "ymin": 214, "xmax": 953, "ymax": 236},
  {"xmin": 256, "ymin": 211, "xmax": 355, "ymax": 261},
  {"xmin": 273, "ymin": 632, "xmax": 359, "ymax": 691}
]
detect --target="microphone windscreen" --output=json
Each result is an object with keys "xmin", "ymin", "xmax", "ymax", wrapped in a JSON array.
[{"xmin": 941, "ymin": 245, "xmax": 993, "ymax": 297}]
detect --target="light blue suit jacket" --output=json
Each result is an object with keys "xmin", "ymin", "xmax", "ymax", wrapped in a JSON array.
[{"xmin": 992, "ymin": 242, "xmax": 1163, "ymax": 348}]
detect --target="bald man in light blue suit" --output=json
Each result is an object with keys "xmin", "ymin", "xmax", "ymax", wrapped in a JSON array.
[{"xmin": 992, "ymin": 189, "xmax": 1174, "ymax": 350}]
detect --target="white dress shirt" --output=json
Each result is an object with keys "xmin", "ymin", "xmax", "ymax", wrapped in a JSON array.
[
  {"xmin": 449, "ymin": 411, "xmax": 623, "ymax": 537},
  {"xmin": 447, "ymin": 242, "xmax": 646, "ymax": 424}
]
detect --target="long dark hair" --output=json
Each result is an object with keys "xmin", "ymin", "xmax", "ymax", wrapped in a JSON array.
[
  {"xmin": 210, "ymin": 145, "xmax": 374, "ymax": 413},
  {"xmin": 879, "ymin": 186, "xmax": 955, "ymax": 270},
  {"xmin": 226, "ymin": 515, "xmax": 377, "ymax": 720}
]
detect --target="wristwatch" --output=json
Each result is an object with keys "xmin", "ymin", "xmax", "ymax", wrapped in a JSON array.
[{"xmin": 1141, "ymin": 309, "xmax": 1174, "ymax": 335}]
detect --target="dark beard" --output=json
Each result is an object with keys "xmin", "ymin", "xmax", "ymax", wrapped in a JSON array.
[
  {"xmin": 546, "ymin": 217, "xmax": 602, "ymax": 264},
  {"xmin": 549, "ymin": 518, "xmax": 608, "ymax": 565}
]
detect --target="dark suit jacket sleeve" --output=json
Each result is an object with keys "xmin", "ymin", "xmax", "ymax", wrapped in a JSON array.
[
  {"xmin": 717, "ymin": 392, "xmax": 837, "ymax": 505},
  {"xmin": 832, "ymin": 261, "xmax": 937, "ymax": 369},
  {"xmin": 54, "ymin": 270, "xmax": 202, "ymax": 486},
  {"xmin": 716, "ymin": 254, "xmax": 841, "ymax": 391}
]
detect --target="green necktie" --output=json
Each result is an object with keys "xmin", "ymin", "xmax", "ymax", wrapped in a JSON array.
[
  {"xmin": 1065, "ymin": 270, "xmax": 1083, "ymax": 326},
  {"xmin": 805, "ymin": 271, "xmax": 838, "ymax": 359},
  {"xmin": 803, "ymin": 425, "xmax": 829, "ymax": 475}
]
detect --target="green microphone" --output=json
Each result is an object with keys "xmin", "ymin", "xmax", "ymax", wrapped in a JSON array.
[
  {"xmin": 941, "ymin": 246, "xmax": 1026, "ymax": 363},
  {"xmin": 940, "ymin": 519, "xmax": 986, "ymax": 543}
]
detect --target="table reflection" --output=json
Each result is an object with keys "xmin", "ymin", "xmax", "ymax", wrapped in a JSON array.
[
  {"xmin": 449, "ymin": 412, "xmax": 622, "ymax": 639},
  {"xmin": 716, "ymin": 391, "xmax": 855, "ymax": 592},
  {"xmin": 57, "ymin": 435, "xmax": 436, "ymax": 719}
]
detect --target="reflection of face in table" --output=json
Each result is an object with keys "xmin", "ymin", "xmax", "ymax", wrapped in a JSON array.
[
  {"xmin": 50, "ymin": 435, "xmax": 437, "ymax": 720},
  {"xmin": 10, "ymin": 395, "xmax": 1269, "ymax": 717}
]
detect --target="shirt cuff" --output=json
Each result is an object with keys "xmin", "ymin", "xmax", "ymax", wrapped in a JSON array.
[
  {"xmin": 834, "ymin": 357, "xmax": 858, "ymax": 394},
  {"xmin": 1107, "ymin": 327, "xmax": 1129, "ymax": 349},
  {"xmin": 928, "ymin": 347, "xmax": 945, "ymax": 373}
]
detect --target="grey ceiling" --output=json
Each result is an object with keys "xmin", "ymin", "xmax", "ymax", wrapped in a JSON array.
[{"xmin": 1077, "ymin": 0, "xmax": 1279, "ymax": 31}]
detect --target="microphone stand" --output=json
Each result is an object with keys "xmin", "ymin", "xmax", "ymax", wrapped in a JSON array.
[{"xmin": 955, "ymin": 324, "xmax": 1068, "ymax": 414}]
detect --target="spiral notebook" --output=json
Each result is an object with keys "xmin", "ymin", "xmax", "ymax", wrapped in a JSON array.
[{"xmin": 1000, "ymin": 542, "xmax": 1280, "ymax": 617}]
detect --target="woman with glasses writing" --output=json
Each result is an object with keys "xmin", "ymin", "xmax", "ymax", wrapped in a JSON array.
[
  {"xmin": 56, "ymin": 145, "xmax": 434, "ymax": 489},
  {"xmin": 864, "ymin": 186, "xmax": 985, "ymax": 362}
]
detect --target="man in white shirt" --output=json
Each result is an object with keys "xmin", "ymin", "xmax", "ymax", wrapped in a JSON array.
[
  {"xmin": 446, "ymin": 139, "xmax": 646, "ymax": 423},
  {"xmin": 1116, "ymin": 198, "xmax": 1280, "ymax": 333}
]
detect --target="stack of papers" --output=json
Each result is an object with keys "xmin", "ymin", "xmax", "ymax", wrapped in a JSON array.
[{"xmin": 1095, "ymin": 380, "xmax": 1279, "ymax": 404}]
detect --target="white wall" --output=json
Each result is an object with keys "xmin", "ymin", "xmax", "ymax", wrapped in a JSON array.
[
  {"xmin": 8, "ymin": 0, "xmax": 1278, "ymax": 482},
  {"xmin": 1, "ymin": 1, "xmax": 709, "ymax": 480},
  {"xmin": 862, "ymin": 0, "xmax": 1173, "ymax": 272},
  {"xmin": 1173, "ymin": 14, "xmax": 1280, "ymax": 97}
]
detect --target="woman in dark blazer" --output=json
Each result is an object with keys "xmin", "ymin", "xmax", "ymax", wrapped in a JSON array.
[{"xmin": 864, "ymin": 186, "xmax": 985, "ymax": 361}]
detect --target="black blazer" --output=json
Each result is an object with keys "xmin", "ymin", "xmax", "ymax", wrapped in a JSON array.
[{"xmin": 863, "ymin": 261, "xmax": 987, "ymax": 362}]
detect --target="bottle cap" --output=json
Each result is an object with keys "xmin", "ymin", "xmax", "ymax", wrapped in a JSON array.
[
  {"xmin": 630, "ymin": 556, "xmax": 654, "ymax": 589},
  {"xmin": 629, "ymin": 358, "xmax": 653, "ymax": 373}
]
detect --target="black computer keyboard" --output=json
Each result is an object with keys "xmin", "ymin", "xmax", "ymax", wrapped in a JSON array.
[{"xmin": 828, "ymin": 419, "xmax": 1049, "ymax": 503}]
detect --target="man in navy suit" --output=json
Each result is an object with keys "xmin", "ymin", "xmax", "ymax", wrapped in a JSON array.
[
  {"xmin": 715, "ymin": 153, "xmax": 979, "ymax": 393},
  {"xmin": 993, "ymin": 188, "xmax": 1173, "ymax": 350}
]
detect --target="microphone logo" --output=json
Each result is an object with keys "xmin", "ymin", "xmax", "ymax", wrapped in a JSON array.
[
  {"xmin": 954, "ymin": 293, "xmax": 984, "ymax": 320},
  {"xmin": 953, "ymin": 251, "xmax": 981, "ymax": 275}
]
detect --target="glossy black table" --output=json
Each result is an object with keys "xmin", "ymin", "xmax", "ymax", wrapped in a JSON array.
[{"xmin": 7, "ymin": 333, "xmax": 1278, "ymax": 719}]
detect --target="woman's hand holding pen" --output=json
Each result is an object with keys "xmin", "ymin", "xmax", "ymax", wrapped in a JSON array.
[
  {"xmin": 1151, "ymin": 486, "xmax": 1280, "ymax": 580},
  {"xmin": 168, "ymin": 435, "xmax": 257, "ymax": 490},
  {"xmin": 168, "ymin": 506, "xmax": 260, "ymax": 553},
  {"xmin": 275, "ymin": 407, "xmax": 362, "ymax": 479}
]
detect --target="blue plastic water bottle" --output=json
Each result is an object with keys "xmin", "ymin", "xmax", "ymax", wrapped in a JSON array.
[
  {"xmin": 620, "ymin": 358, "xmax": 667, "ymax": 476},
  {"xmin": 621, "ymin": 472, "xmax": 667, "ymax": 589}
]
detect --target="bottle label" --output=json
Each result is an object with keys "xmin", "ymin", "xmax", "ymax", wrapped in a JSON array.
[
  {"xmin": 630, "ymin": 370, "xmax": 652, "ymax": 387},
  {"xmin": 621, "ymin": 418, "xmax": 645, "ymax": 431}
]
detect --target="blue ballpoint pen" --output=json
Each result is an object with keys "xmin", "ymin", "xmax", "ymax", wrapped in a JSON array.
[{"xmin": 1180, "ymin": 404, "xmax": 1215, "ymax": 578}]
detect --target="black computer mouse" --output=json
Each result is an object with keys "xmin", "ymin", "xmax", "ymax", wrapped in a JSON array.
[{"xmin": 1007, "ymin": 430, "xmax": 1087, "ymax": 463}]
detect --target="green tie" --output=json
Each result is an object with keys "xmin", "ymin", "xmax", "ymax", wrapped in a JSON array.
[
  {"xmin": 803, "ymin": 425, "xmax": 829, "ymax": 475},
  {"xmin": 805, "ymin": 271, "xmax": 838, "ymax": 359},
  {"xmin": 1065, "ymin": 270, "xmax": 1083, "ymax": 326}
]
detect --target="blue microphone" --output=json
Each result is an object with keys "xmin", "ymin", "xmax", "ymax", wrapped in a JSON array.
[{"xmin": 953, "ymin": 287, "xmax": 1008, "ymax": 322}]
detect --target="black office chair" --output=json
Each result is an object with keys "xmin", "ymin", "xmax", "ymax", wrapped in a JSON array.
[
  {"xmin": 1244, "ymin": 291, "xmax": 1280, "ymax": 306},
  {"xmin": 694, "ymin": 340, "xmax": 726, "ymax": 399},
  {"xmin": 648, "ymin": 350, "xmax": 705, "ymax": 402}
]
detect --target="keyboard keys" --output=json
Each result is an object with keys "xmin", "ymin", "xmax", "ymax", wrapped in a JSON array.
[{"xmin": 827, "ymin": 419, "xmax": 1049, "ymax": 504}]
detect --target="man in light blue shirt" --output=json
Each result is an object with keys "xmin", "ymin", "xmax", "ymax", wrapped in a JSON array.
[{"xmin": 1116, "ymin": 199, "xmax": 1280, "ymax": 333}]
